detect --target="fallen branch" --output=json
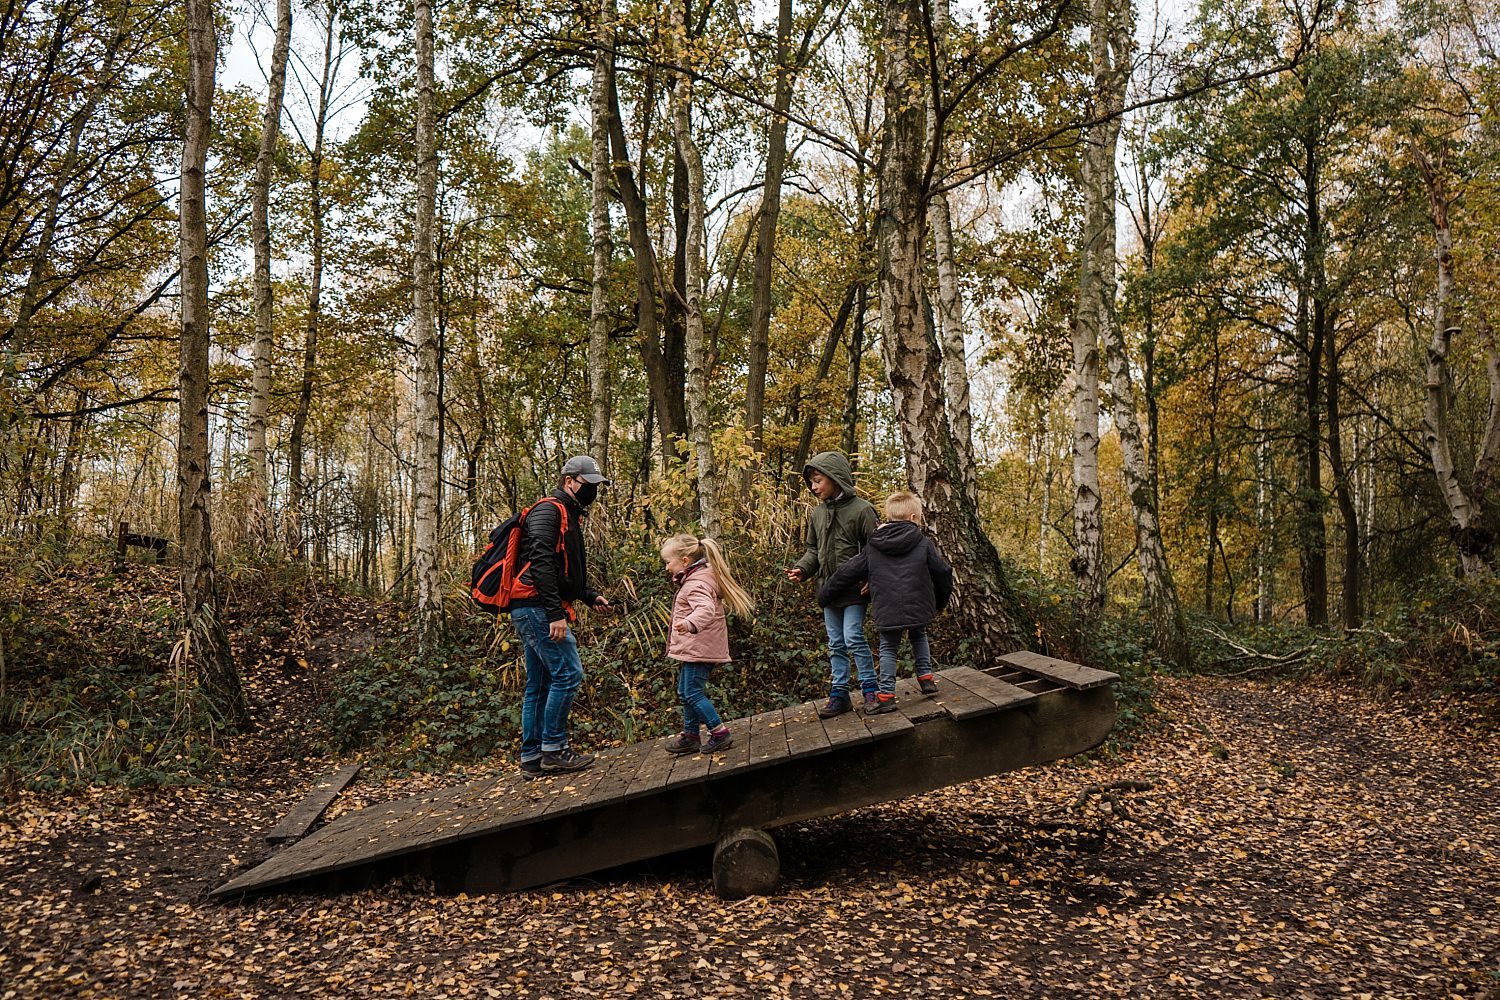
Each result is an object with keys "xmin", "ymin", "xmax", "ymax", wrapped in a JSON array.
[{"xmin": 1196, "ymin": 623, "xmax": 1314, "ymax": 674}]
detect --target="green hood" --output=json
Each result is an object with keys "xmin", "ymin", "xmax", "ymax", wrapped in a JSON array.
[{"xmin": 804, "ymin": 451, "xmax": 857, "ymax": 498}]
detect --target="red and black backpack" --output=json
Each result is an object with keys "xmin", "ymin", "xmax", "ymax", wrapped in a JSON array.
[{"xmin": 470, "ymin": 498, "xmax": 569, "ymax": 614}]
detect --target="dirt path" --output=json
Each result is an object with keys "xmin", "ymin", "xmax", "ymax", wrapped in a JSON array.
[{"xmin": 2, "ymin": 677, "xmax": 1496, "ymax": 999}]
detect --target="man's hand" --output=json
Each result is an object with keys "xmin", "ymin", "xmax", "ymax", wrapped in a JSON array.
[
  {"xmin": 592, "ymin": 595, "xmax": 612, "ymax": 614},
  {"xmin": 785, "ymin": 567, "xmax": 805, "ymax": 582},
  {"xmin": 548, "ymin": 619, "xmax": 568, "ymax": 641}
]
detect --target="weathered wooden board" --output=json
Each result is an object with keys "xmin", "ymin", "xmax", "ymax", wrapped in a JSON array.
[
  {"xmin": 997, "ymin": 650, "xmax": 1117, "ymax": 690},
  {"xmin": 265, "ymin": 763, "xmax": 362, "ymax": 844}
]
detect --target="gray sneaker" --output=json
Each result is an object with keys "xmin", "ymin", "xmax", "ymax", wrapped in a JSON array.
[
  {"xmin": 519, "ymin": 758, "xmax": 543, "ymax": 780},
  {"xmin": 701, "ymin": 730, "xmax": 733, "ymax": 753},
  {"xmin": 540, "ymin": 748, "xmax": 594, "ymax": 772},
  {"xmin": 817, "ymin": 694, "xmax": 852, "ymax": 718}
]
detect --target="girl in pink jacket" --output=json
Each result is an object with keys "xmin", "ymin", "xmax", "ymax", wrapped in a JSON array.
[{"xmin": 660, "ymin": 534, "xmax": 755, "ymax": 754}]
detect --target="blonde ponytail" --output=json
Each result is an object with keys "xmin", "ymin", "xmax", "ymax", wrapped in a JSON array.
[{"xmin": 699, "ymin": 538, "xmax": 755, "ymax": 619}]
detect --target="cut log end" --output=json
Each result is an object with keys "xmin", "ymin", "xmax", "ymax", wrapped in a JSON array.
[{"xmin": 712, "ymin": 828, "xmax": 779, "ymax": 901}]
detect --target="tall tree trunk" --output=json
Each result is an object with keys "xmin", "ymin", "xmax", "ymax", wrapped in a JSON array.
[
  {"xmin": 669, "ymin": 0, "xmax": 719, "ymax": 535},
  {"xmin": 1324, "ymin": 314, "xmax": 1361, "ymax": 627},
  {"xmin": 179, "ymin": 0, "xmax": 246, "ymax": 726},
  {"xmin": 790, "ymin": 282, "xmax": 859, "ymax": 484},
  {"xmin": 842, "ymin": 281, "xmax": 866, "ymax": 458},
  {"xmin": 1417, "ymin": 151, "xmax": 1499, "ymax": 576},
  {"xmin": 1297, "ymin": 132, "xmax": 1329, "ymax": 625},
  {"xmin": 1070, "ymin": 22, "xmax": 1106, "ymax": 615},
  {"xmin": 878, "ymin": 0, "xmax": 1027, "ymax": 653},
  {"xmin": 285, "ymin": 2, "xmax": 336, "ymax": 559},
  {"xmin": 743, "ymin": 0, "xmax": 794, "ymax": 489},
  {"xmin": 246, "ymin": 0, "xmax": 292, "ymax": 550},
  {"xmin": 412, "ymin": 0, "xmax": 443, "ymax": 638},
  {"xmin": 607, "ymin": 73, "xmax": 681, "ymax": 463},
  {"xmin": 924, "ymin": 0, "xmax": 979, "ymax": 509},
  {"xmin": 1086, "ymin": 0, "xmax": 1187, "ymax": 664},
  {"xmin": 588, "ymin": 0, "xmax": 614, "ymax": 470}
]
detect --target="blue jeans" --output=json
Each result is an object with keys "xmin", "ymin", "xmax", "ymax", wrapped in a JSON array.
[
  {"xmin": 676, "ymin": 662, "xmax": 723, "ymax": 734},
  {"xmin": 510, "ymin": 606, "xmax": 584, "ymax": 760},
  {"xmin": 877, "ymin": 626, "xmax": 931, "ymax": 697},
  {"xmin": 822, "ymin": 603, "xmax": 875, "ymax": 698}
]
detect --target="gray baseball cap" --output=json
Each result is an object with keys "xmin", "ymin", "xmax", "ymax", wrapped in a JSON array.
[{"xmin": 561, "ymin": 455, "xmax": 610, "ymax": 484}]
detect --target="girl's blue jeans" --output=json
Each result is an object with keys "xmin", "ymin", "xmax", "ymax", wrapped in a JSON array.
[
  {"xmin": 677, "ymin": 662, "xmax": 722, "ymax": 734},
  {"xmin": 510, "ymin": 606, "xmax": 584, "ymax": 760},
  {"xmin": 877, "ymin": 626, "xmax": 931, "ymax": 696},
  {"xmin": 822, "ymin": 603, "xmax": 875, "ymax": 698}
]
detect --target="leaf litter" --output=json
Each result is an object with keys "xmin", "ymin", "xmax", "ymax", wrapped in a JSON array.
[{"xmin": 1, "ymin": 676, "xmax": 1496, "ymax": 999}]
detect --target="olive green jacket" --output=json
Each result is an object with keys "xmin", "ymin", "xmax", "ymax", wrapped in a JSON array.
[{"xmin": 792, "ymin": 451, "xmax": 877, "ymax": 608}]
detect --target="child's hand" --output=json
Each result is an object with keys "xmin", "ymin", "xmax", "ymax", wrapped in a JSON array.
[
  {"xmin": 785, "ymin": 567, "xmax": 805, "ymax": 582},
  {"xmin": 673, "ymin": 621, "xmax": 691, "ymax": 634}
]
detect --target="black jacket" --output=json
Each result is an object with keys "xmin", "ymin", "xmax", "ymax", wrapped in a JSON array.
[
  {"xmin": 817, "ymin": 520, "xmax": 953, "ymax": 630},
  {"xmin": 510, "ymin": 490, "xmax": 598, "ymax": 622}
]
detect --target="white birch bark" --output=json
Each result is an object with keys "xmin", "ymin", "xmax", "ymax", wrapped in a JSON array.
[
  {"xmin": 1419, "ymin": 152, "xmax": 1498, "ymax": 576},
  {"xmin": 669, "ymin": 0, "xmax": 720, "ymax": 536},
  {"xmin": 246, "ymin": 0, "xmax": 293, "ymax": 550},
  {"xmin": 878, "ymin": 0, "xmax": 1026, "ymax": 651},
  {"xmin": 412, "ymin": 0, "xmax": 444, "ymax": 634},
  {"xmin": 924, "ymin": 0, "xmax": 978, "ymax": 508},
  {"xmin": 1085, "ymin": 0, "xmax": 1188, "ymax": 661}
]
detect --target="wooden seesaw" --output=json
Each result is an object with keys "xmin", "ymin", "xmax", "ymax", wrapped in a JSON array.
[{"xmin": 211, "ymin": 650, "xmax": 1117, "ymax": 901}]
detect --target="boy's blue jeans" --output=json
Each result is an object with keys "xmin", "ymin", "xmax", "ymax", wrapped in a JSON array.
[
  {"xmin": 823, "ymin": 603, "xmax": 875, "ymax": 699},
  {"xmin": 877, "ymin": 626, "xmax": 931, "ymax": 697},
  {"xmin": 676, "ymin": 662, "xmax": 723, "ymax": 734},
  {"xmin": 510, "ymin": 606, "xmax": 584, "ymax": 760}
]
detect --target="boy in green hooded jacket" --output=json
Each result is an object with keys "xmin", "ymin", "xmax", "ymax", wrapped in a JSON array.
[{"xmin": 785, "ymin": 450, "xmax": 878, "ymax": 717}]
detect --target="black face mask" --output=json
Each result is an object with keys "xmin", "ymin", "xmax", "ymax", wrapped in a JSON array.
[{"xmin": 573, "ymin": 481, "xmax": 599, "ymax": 507}]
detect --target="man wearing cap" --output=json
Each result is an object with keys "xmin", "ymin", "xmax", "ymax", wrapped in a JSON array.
[{"xmin": 509, "ymin": 455, "xmax": 612, "ymax": 777}]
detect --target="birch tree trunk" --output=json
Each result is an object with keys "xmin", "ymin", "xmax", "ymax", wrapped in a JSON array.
[
  {"xmin": 669, "ymin": 0, "xmax": 720, "ymax": 535},
  {"xmin": 1418, "ymin": 151, "xmax": 1499, "ymax": 576},
  {"xmin": 588, "ymin": 0, "xmax": 614, "ymax": 469},
  {"xmin": 412, "ymin": 0, "xmax": 443, "ymax": 637},
  {"xmin": 179, "ymin": 0, "xmax": 246, "ymax": 725},
  {"xmin": 1070, "ymin": 12, "xmax": 1106, "ymax": 615},
  {"xmin": 246, "ymin": 0, "xmax": 292, "ymax": 550},
  {"xmin": 924, "ymin": 0, "xmax": 979, "ymax": 509},
  {"xmin": 878, "ymin": 0, "xmax": 1027, "ymax": 652},
  {"xmin": 1084, "ymin": 0, "xmax": 1188, "ymax": 663}
]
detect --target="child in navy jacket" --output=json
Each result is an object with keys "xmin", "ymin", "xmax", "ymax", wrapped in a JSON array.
[{"xmin": 817, "ymin": 491, "xmax": 953, "ymax": 712}]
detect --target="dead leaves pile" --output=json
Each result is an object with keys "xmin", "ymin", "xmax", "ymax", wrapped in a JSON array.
[{"xmin": 2, "ymin": 677, "xmax": 1496, "ymax": 999}]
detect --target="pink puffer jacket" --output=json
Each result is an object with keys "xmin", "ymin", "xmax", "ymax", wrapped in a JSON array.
[{"xmin": 667, "ymin": 562, "xmax": 731, "ymax": 663}]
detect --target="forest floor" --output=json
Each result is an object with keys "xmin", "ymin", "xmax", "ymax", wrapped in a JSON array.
[{"xmin": 2, "ymin": 644, "xmax": 1497, "ymax": 998}]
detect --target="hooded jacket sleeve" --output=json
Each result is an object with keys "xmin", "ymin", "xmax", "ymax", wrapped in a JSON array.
[
  {"xmin": 793, "ymin": 512, "xmax": 821, "ymax": 578},
  {"xmin": 816, "ymin": 549, "xmax": 868, "ymax": 607},
  {"xmin": 927, "ymin": 540, "xmax": 954, "ymax": 613}
]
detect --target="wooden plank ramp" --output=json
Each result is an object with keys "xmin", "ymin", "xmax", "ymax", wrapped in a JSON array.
[
  {"xmin": 264, "ymin": 763, "xmax": 361, "ymax": 844},
  {"xmin": 213, "ymin": 659, "xmax": 1117, "ymax": 900}
]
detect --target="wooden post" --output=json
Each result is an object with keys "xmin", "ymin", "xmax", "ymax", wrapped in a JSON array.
[{"xmin": 712, "ymin": 828, "xmax": 779, "ymax": 900}]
